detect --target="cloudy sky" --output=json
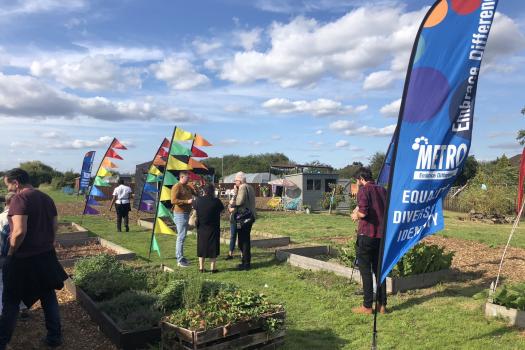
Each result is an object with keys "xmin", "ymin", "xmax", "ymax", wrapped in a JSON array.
[{"xmin": 0, "ymin": 0, "xmax": 524, "ymax": 173}]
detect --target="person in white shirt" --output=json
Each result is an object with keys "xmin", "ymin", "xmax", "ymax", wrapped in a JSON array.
[{"xmin": 109, "ymin": 179, "xmax": 133, "ymax": 232}]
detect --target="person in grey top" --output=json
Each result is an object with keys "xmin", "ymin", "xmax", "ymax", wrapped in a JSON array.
[{"xmin": 228, "ymin": 172, "xmax": 256, "ymax": 270}]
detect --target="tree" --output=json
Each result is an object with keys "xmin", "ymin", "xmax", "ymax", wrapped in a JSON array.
[
  {"xmin": 337, "ymin": 162, "xmax": 363, "ymax": 179},
  {"xmin": 454, "ymin": 155, "xmax": 478, "ymax": 186},
  {"xmin": 19, "ymin": 161, "xmax": 60, "ymax": 187},
  {"xmin": 204, "ymin": 153, "xmax": 291, "ymax": 180},
  {"xmin": 368, "ymin": 152, "xmax": 386, "ymax": 180},
  {"xmin": 518, "ymin": 106, "xmax": 525, "ymax": 145}
]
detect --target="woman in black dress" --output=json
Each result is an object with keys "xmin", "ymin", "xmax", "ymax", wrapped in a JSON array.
[{"xmin": 193, "ymin": 183, "xmax": 224, "ymax": 273}]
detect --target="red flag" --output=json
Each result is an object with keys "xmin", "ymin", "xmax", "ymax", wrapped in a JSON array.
[
  {"xmin": 111, "ymin": 139, "xmax": 127, "ymax": 150},
  {"xmin": 189, "ymin": 158, "xmax": 207, "ymax": 169},
  {"xmin": 518, "ymin": 147, "xmax": 525, "ymax": 214},
  {"xmin": 106, "ymin": 149, "xmax": 123, "ymax": 160},
  {"xmin": 188, "ymin": 172, "xmax": 203, "ymax": 184},
  {"xmin": 158, "ymin": 147, "xmax": 169, "ymax": 158},
  {"xmin": 153, "ymin": 155, "xmax": 166, "ymax": 166},
  {"xmin": 161, "ymin": 138, "xmax": 170, "ymax": 148},
  {"xmin": 191, "ymin": 145, "xmax": 208, "ymax": 158}
]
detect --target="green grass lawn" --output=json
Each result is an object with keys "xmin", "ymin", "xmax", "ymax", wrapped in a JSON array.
[{"xmin": 61, "ymin": 213, "xmax": 525, "ymax": 350}]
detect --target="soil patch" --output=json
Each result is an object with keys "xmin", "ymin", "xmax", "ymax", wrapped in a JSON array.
[{"xmin": 55, "ymin": 242, "xmax": 115, "ymax": 261}]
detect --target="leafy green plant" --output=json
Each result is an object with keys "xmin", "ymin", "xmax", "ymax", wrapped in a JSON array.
[
  {"xmin": 73, "ymin": 254, "xmax": 142, "ymax": 301},
  {"xmin": 337, "ymin": 241, "xmax": 357, "ymax": 268},
  {"xmin": 98, "ymin": 290, "xmax": 162, "ymax": 331},
  {"xmin": 155, "ymin": 280, "xmax": 186, "ymax": 312},
  {"xmin": 392, "ymin": 243, "xmax": 454, "ymax": 277},
  {"xmin": 493, "ymin": 283, "xmax": 525, "ymax": 311},
  {"xmin": 166, "ymin": 289, "xmax": 284, "ymax": 332},
  {"xmin": 319, "ymin": 184, "xmax": 346, "ymax": 210}
]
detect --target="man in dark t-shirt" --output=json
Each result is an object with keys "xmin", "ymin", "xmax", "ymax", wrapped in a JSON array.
[
  {"xmin": 351, "ymin": 167, "xmax": 388, "ymax": 315},
  {"xmin": 0, "ymin": 168, "xmax": 66, "ymax": 349}
]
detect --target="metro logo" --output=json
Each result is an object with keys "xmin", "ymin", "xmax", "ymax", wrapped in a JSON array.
[{"xmin": 412, "ymin": 137, "xmax": 468, "ymax": 180}]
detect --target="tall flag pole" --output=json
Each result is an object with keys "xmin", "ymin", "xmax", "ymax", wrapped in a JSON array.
[
  {"xmin": 78, "ymin": 151, "xmax": 96, "ymax": 196},
  {"xmin": 148, "ymin": 127, "xmax": 195, "ymax": 258},
  {"xmin": 137, "ymin": 138, "xmax": 170, "ymax": 218},
  {"xmin": 80, "ymin": 138, "xmax": 127, "ymax": 224},
  {"xmin": 517, "ymin": 147, "xmax": 525, "ymax": 215},
  {"xmin": 373, "ymin": 1, "xmax": 499, "ymax": 348}
]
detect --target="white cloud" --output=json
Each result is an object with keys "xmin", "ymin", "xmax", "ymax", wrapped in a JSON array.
[
  {"xmin": 488, "ymin": 142, "xmax": 522, "ymax": 150},
  {"xmin": 330, "ymin": 120, "xmax": 395, "ymax": 137},
  {"xmin": 315, "ymin": 129, "xmax": 323, "ymax": 135},
  {"xmin": 221, "ymin": 7, "xmax": 427, "ymax": 87},
  {"xmin": 30, "ymin": 55, "xmax": 142, "ymax": 91},
  {"xmin": 483, "ymin": 13, "xmax": 525, "ymax": 65},
  {"xmin": 363, "ymin": 70, "xmax": 399, "ymax": 90},
  {"xmin": 40, "ymin": 131, "xmax": 61, "ymax": 139},
  {"xmin": 335, "ymin": 140, "xmax": 349, "ymax": 148},
  {"xmin": 151, "ymin": 57, "xmax": 209, "ymax": 90},
  {"xmin": 380, "ymin": 98, "xmax": 401, "ymax": 118},
  {"xmin": 0, "ymin": 0, "xmax": 87, "ymax": 17},
  {"xmin": 262, "ymin": 98, "xmax": 367, "ymax": 117},
  {"xmin": 0, "ymin": 73, "xmax": 196, "ymax": 122},
  {"xmin": 235, "ymin": 28, "xmax": 263, "ymax": 50},
  {"xmin": 193, "ymin": 39, "xmax": 223, "ymax": 55},
  {"xmin": 253, "ymin": 0, "xmax": 398, "ymax": 14},
  {"xmin": 218, "ymin": 138, "xmax": 239, "ymax": 146}
]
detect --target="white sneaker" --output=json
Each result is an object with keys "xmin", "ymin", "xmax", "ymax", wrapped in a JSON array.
[{"xmin": 177, "ymin": 260, "xmax": 190, "ymax": 267}]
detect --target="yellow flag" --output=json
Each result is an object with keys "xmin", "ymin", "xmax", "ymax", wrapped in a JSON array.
[
  {"xmin": 149, "ymin": 165, "xmax": 162, "ymax": 176},
  {"xmin": 101, "ymin": 158, "xmax": 118, "ymax": 169},
  {"xmin": 97, "ymin": 167, "xmax": 111, "ymax": 177},
  {"xmin": 154, "ymin": 218, "xmax": 176, "ymax": 235},
  {"xmin": 173, "ymin": 128, "xmax": 194, "ymax": 141},
  {"xmin": 160, "ymin": 186, "xmax": 171, "ymax": 201},
  {"xmin": 167, "ymin": 156, "xmax": 192, "ymax": 170}
]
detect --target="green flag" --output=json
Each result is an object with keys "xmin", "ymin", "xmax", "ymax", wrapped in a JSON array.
[
  {"xmin": 170, "ymin": 141, "xmax": 191, "ymax": 156},
  {"xmin": 151, "ymin": 234, "xmax": 161, "ymax": 257},
  {"xmin": 93, "ymin": 176, "xmax": 110, "ymax": 187},
  {"xmin": 157, "ymin": 202, "xmax": 172, "ymax": 218},
  {"xmin": 163, "ymin": 171, "xmax": 179, "ymax": 186},
  {"xmin": 146, "ymin": 174, "xmax": 160, "ymax": 182}
]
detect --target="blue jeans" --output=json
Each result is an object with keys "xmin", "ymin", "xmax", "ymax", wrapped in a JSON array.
[
  {"xmin": 229, "ymin": 221, "xmax": 237, "ymax": 253},
  {"xmin": 0, "ymin": 269, "xmax": 62, "ymax": 349},
  {"xmin": 173, "ymin": 212, "xmax": 190, "ymax": 262}
]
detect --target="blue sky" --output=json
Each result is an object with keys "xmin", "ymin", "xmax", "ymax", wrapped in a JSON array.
[{"xmin": 0, "ymin": 0, "xmax": 524, "ymax": 173}]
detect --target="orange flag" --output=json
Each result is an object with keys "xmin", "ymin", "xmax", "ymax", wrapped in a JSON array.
[
  {"xmin": 193, "ymin": 134, "xmax": 212, "ymax": 147},
  {"xmin": 189, "ymin": 158, "xmax": 208, "ymax": 170},
  {"xmin": 101, "ymin": 158, "xmax": 118, "ymax": 169}
]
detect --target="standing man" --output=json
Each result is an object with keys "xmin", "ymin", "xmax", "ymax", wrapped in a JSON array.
[
  {"xmin": 229, "ymin": 172, "xmax": 256, "ymax": 270},
  {"xmin": 351, "ymin": 167, "xmax": 388, "ymax": 315},
  {"xmin": 109, "ymin": 178, "xmax": 133, "ymax": 232},
  {"xmin": 171, "ymin": 171, "xmax": 197, "ymax": 267},
  {"xmin": 0, "ymin": 168, "xmax": 67, "ymax": 349}
]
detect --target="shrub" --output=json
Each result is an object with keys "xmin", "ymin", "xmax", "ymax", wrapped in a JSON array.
[
  {"xmin": 493, "ymin": 283, "xmax": 525, "ymax": 311},
  {"xmin": 337, "ymin": 241, "xmax": 357, "ymax": 268},
  {"xmin": 98, "ymin": 290, "xmax": 162, "ymax": 331},
  {"xmin": 319, "ymin": 184, "xmax": 347, "ymax": 210},
  {"xmin": 155, "ymin": 280, "xmax": 186, "ymax": 312},
  {"xmin": 457, "ymin": 184, "xmax": 515, "ymax": 216},
  {"xmin": 74, "ymin": 254, "xmax": 142, "ymax": 301},
  {"xmin": 393, "ymin": 243, "xmax": 454, "ymax": 277}
]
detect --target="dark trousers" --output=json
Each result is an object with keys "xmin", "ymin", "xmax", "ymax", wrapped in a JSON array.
[
  {"xmin": 229, "ymin": 221, "xmax": 237, "ymax": 253},
  {"xmin": 357, "ymin": 235, "xmax": 387, "ymax": 308},
  {"xmin": 115, "ymin": 203, "xmax": 130, "ymax": 232},
  {"xmin": 237, "ymin": 223, "xmax": 252, "ymax": 266},
  {"xmin": 0, "ymin": 269, "xmax": 62, "ymax": 349}
]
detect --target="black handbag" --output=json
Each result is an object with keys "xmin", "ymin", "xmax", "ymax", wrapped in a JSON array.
[{"xmin": 235, "ymin": 208, "xmax": 254, "ymax": 229}]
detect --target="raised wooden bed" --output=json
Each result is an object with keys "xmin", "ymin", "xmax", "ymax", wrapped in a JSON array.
[
  {"xmin": 64, "ymin": 279, "xmax": 161, "ymax": 350},
  {"xmin": 275, "ymin": 246, "xmax": 453, "ymax": 294},
  {"xmin": 138, "ymin": 217, "xmax": 178, "ymax": 231},
  {"xmin": 57, "ymin": 237, "xmax": 136, "ymax": 268},
  {"xmin": 485, "ymin": 301, "xmax": 525, "ymax": 328},
  {"xmin": 56, "ymin": 222, "xmax": 89, "ymax": 242},
  {"xmin": 220, "ymin": 231, "xmax": 290, "ymax": 249},
  {"xmin": 161, "ymin": 312, "xmax": 286, "ymax": 350}
]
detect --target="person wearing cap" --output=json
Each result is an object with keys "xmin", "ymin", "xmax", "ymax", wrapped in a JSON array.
[{"xmin": 228, "ymin": 172, "xmax": 256, "ymax": 270}]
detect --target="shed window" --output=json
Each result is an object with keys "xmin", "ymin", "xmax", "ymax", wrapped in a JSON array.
[
  {"xmin": 306, "ymin": 179, "xmax": 313, "ymax": 190},
  {"xmin": 314, "ymin": 179, "xmax": 321, "ymax": 190}
]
